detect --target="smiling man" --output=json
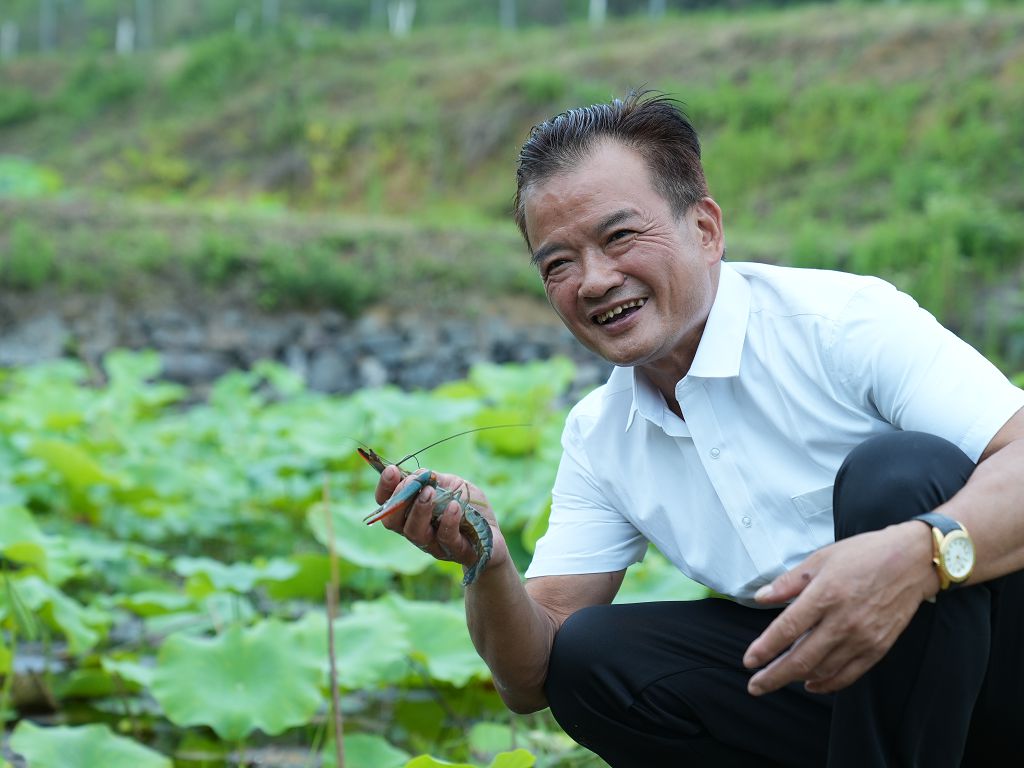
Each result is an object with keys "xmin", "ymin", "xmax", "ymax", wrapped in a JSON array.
[{"xmin": 373, "ymin": 91, "xmax": 1024, "ymax": 767}]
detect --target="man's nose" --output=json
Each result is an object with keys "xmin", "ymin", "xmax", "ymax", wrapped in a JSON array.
[{"xmin": 579, "ymin": 253, "xmax": 623, "ymax": 298}]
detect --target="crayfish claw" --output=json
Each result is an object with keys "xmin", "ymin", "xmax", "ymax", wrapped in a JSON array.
[{"xmin": 362, "ymin": 468, "xmax": 434, "ymax": 525}]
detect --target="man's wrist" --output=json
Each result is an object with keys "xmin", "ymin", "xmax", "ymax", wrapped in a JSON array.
[
  {"xmin": 464, "ymin": 538, "xmax": 511, "ymax": 589},
  {"xmin": 900, "ymin": 520, "xmax": 943, "ymax": 601}
]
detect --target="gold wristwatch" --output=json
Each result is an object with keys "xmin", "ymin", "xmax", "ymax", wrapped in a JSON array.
[{"xmin": 912, "ymin": 512, "xmax": 975, "ymax": 591}]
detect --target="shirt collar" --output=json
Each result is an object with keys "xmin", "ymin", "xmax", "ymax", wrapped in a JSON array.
[
  {"xmin": 625, "ymin": 262, "xmax": 751, "ymax": 431},
  {"xmin": 687, "ymin": 262, "xmax": 751, "ymax": 379}
]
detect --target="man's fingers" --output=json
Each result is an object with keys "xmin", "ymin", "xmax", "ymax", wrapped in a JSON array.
[
  {"xmin": 805, "ymin": 649, "xmax": 883, "ymax": 694},
  {"xmin": 402, "ymin": 485, "xmax": 440, "ymax": 543},
  {"xmin": 373, "ymin": 464, "xmax": 404, "ymax": 505},
  {"xmin": 377, "ymin": 471, "xmax": 426, "ymax": 532},
  {"xmin": 743, "ymin": 600, "xmax": 817, "ymax": 671},
  {"xmin": 747, "ymin": 625, "xmax": 843, "ymax": 696},
  {"xmin": 434, "ymin": 501, "xmax": 466, "ymax": 560},
  {"xmin": 754, "ymin": 555, "xmax": 823, "ymax": 605},
  {"xmin": 369, "ymin": 468, "xmax": 493, "ymax": 569}
]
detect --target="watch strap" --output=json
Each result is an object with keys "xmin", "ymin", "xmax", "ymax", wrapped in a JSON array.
[
  {"xmin": 912, "ymin": 511, "xmax": 963, "ymax": 538},
  {"xmin": 911, "ymin": 512, "xmax": 968, "ymax": 591}
]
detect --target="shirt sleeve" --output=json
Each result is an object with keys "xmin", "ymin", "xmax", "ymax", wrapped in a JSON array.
[
  {"xmin": 830, "ymin": 281, "xmax": 1024, "ymax": 462},
  {"xmin": 525, "ymin": 413, "xmax": 648, "ymax": 579}
]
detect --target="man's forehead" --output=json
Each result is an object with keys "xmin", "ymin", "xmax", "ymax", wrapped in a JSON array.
[{"xmin": 554, "ymin": 140, "xmax": 646, "ymax": 184}]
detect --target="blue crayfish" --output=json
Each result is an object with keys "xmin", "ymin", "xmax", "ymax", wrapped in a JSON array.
[{"xmin": 359, "ymin": 447, "xmax": 493, "ymax": 586}]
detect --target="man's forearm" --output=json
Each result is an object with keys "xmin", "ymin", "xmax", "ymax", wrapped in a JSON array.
[
  {"xmin": 939, "ymin": 436, "xmax": 1024, "ymax": 584},
  {"xmin": 465, "ymin": 556, "xmax": 558, "ymax": 713}
]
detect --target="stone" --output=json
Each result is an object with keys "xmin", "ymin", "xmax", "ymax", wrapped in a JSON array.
[
  {"xmin": 283, "ymin": 344, "xmax": 308, "ymax": 381},
  {"xmin": 308, "ymin": 347, "xmax": 356, "ymax": 393},
  {"xmin": 356, "ymin": 356, "xmax": 389, "ymax": 389},
  {"xmin": 160, "ymin": 350, "xmax": 234, "ymax": 385},
  {"xmin": 145, "ymin": 310, "xmax": 205, "ymax": 350},
  {"xmin": 0, "ymin": 312, "xmax": 68, "ymax": 366}
]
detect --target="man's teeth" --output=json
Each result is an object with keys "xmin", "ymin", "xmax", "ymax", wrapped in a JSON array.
[{"xmin": 596, "ymin": 299, "xmax": 646, "ymax": 325}]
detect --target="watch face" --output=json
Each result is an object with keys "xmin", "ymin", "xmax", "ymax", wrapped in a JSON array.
[{"xmin": 943, "ymin": 532, "xmax": 975, "ymax": 581}]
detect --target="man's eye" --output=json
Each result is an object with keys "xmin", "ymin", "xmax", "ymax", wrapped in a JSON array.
[
  {"xmin": 608, "ymin": 230, "xmax": 634, "ymax": 243},
  {"xmin": 542, "ymin": 259, "xmax": 569, "ymax": 278}
]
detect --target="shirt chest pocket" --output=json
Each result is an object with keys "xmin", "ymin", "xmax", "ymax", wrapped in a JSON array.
[{"xmin": 791, "ymin": 485, "xmax": 835, "ymax": 545}]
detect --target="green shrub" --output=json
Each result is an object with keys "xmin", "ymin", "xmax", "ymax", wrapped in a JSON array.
[
  {"xmin": 2, "ymin": 220, "xmax": 56, "ymax": 290},
  {"xmin": 58, "ymin": 58, "xmax": 146, "ymax": 118},
  {"xmin": 514, "ymin": 70, "xmax": 569, "ymax": 107},
  {"xmin": 257, "ymin": 242, "xmax": 382, "ymax": 315},
  {"xmin": 169, "ymin": 32, "xmax": 288, "ymax": 101},
  {"xmin": 190, "ymin": 231, "xmax": 251, "ymax": 286},
  {"xmin": 0, "ymin": 87, "xmax": 40, "ymax": 127}
]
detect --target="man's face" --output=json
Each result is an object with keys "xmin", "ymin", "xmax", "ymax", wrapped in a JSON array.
[{"xmin": 523, "ymin": 140, "xmax": 723, "ymax": 379}]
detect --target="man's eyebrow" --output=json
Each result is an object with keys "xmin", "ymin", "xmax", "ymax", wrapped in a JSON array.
[
  {"xmin": 530, "ymin": 242, "xmax": 562, "ymax": 267},
  {"xmin": 530, "ymin": 209, "xmax": 640, "ymax": 267},
  {"xmin": 596, "ymin": 209, "xmax": 638, "ymax": 234}
]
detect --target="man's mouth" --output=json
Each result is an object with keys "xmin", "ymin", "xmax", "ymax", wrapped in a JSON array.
[{"xmin": 594, "ymin": 298, "xmax": 647, "ymax": 326}]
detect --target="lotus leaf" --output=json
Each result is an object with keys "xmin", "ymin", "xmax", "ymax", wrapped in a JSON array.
[
  {"xmin": 307, "ymin": 501, "xmax": 435, "ymax": 574},
  {"xmin": 9, "ymin": 722, "xmax": 171, "ymax": 768},
  {"xmin": 471, "ymin": 409, "xmax": 539, "ymax": 456},
  {"xmin": 102, "ymin": 656, "xmax": 156, "ymax": 688},
  {"xmin": 614, "ymin": 549, "xmax": 711, "ymax": 604},
  {"xmin": 118, "ymin": 590, "xmax": 194, "ymax": 617},
  {"xmin": 252, "ymin": 359, "xmax": 306, "ymax": 397},
  {"xmin": 288, "ymin": 406, "xmax": 367, "ymax": 459},
  {"xmin": 402, "ymin": 753, "xmax": 535, "ymax": 768},
  {"xmin": 322, "ymin": 733, "xmax": 411, "ymax": 768},
  {"xmin": 27, "ymin": 439, "xmax": 122, "ymax": 490},
  {"xmin": 350, "ymin": 388, "xmax": 479, "ymax": 439},
  {"xmin": 376, "ymin": 595, "xmax": 490, "ymax": 686},
  {"xmin": 172, "ymin": 555, "xmax": 298, "ymax": 593},
  {"xmin": 288, "ymin": 607, "xmax": 411, "ymax": 689},
  {"xmin": 468, "ymin": 722, "xmax": 514, "ymax": 755},
  {"xmin": 151, "ymin": 619, "xmax": 324, "ymax": 741},
  {"xmin": 143, "ymin": 592, "xmax": 256, "ymax": 638},
  {"xmin": 103, "ymin": 349, "xmax": 162, "ymax": 388},
  {"xmin": 468, "ymin": 357, "xmax": 574, "ymax": 409},
  {"xmin": 403, "ymin": 757, "xmax": 475, "ymax": 768},
  {"xmin": 54, "ymin": 665, "xmax": 125, "ymax": 698},
  {"xmin": 0, "ymin": 504, "xmax": 49, "ymax": 573},
  {"xmin": 10, "ymin": 576, "xmax": 107, "ymax": 653},
  {"xmin": 263, "ymin": 553, "xmax": 335, "ymax": 600},
  {"xmin": 488, "ymin": 750, "xmax": 537, "ymax": 768}
]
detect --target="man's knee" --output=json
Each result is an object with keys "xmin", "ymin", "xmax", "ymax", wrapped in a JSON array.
[
  {"xmin": 545, "ymin": 606, "xmax": 627, "ymax": 706},
  {"xmin": 833, "ymin": 431, "xmax": 975, "ymax": 538},
  {"xmin": 544, "ymin": 606, "xmax": 625, "ymax": 746}
]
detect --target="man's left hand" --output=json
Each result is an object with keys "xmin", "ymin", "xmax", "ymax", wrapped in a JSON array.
[{"xmin": 742, "ymin": 521, "xmax": 938, "ymax": 695}]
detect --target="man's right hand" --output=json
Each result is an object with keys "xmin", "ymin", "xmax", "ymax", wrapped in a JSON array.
[
  {"xmin": 373, "ymin": 464, "xmax": 510, "ymax": 579},
  {"xmin": 374, "ymin": 464, "xmax": 624, "ymax": 714}
]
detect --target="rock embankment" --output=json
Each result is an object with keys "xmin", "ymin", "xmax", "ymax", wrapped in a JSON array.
[{"xmin": 0, "ymin": 291, "xmax": 611, "ymax": 398}]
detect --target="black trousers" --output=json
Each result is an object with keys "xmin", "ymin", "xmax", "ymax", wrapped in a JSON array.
[{"xmin": 544, "ymin": 432, "xmax": 1024, "ymax": 767}]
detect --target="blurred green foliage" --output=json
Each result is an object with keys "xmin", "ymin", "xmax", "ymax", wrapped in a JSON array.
[{"xmin": 0, "ymin": 353, "xmax": 634, "ymax": 765}]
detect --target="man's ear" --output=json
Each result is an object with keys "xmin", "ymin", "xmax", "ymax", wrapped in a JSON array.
[{"xmin": 693, "ymin": 197, "xmax": 725, "ymax": 259}]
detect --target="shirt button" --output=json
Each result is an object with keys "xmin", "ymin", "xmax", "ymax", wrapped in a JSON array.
[
  {"xmin": 709, "ymin": 447, "xmax": 721, "ymax": 459},
  {"xmin": 741, "ymin": 516, "xmax": 752, "ymax": 528}
]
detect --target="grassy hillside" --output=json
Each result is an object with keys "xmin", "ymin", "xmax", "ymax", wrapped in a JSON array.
[{"xmin": 1, "ymin": 3, "xmax": 1023, "ymax": 363}]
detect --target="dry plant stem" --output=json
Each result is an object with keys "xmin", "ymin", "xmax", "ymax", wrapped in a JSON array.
[{"xmin": 323, "ymin": 476, "xmax": 345, "ymax": 768}]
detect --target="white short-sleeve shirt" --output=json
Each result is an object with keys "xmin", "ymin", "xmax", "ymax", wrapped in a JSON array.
[{"xmin": 525, "ymin": 262, "xmax": 1024, "ymax": 605}]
